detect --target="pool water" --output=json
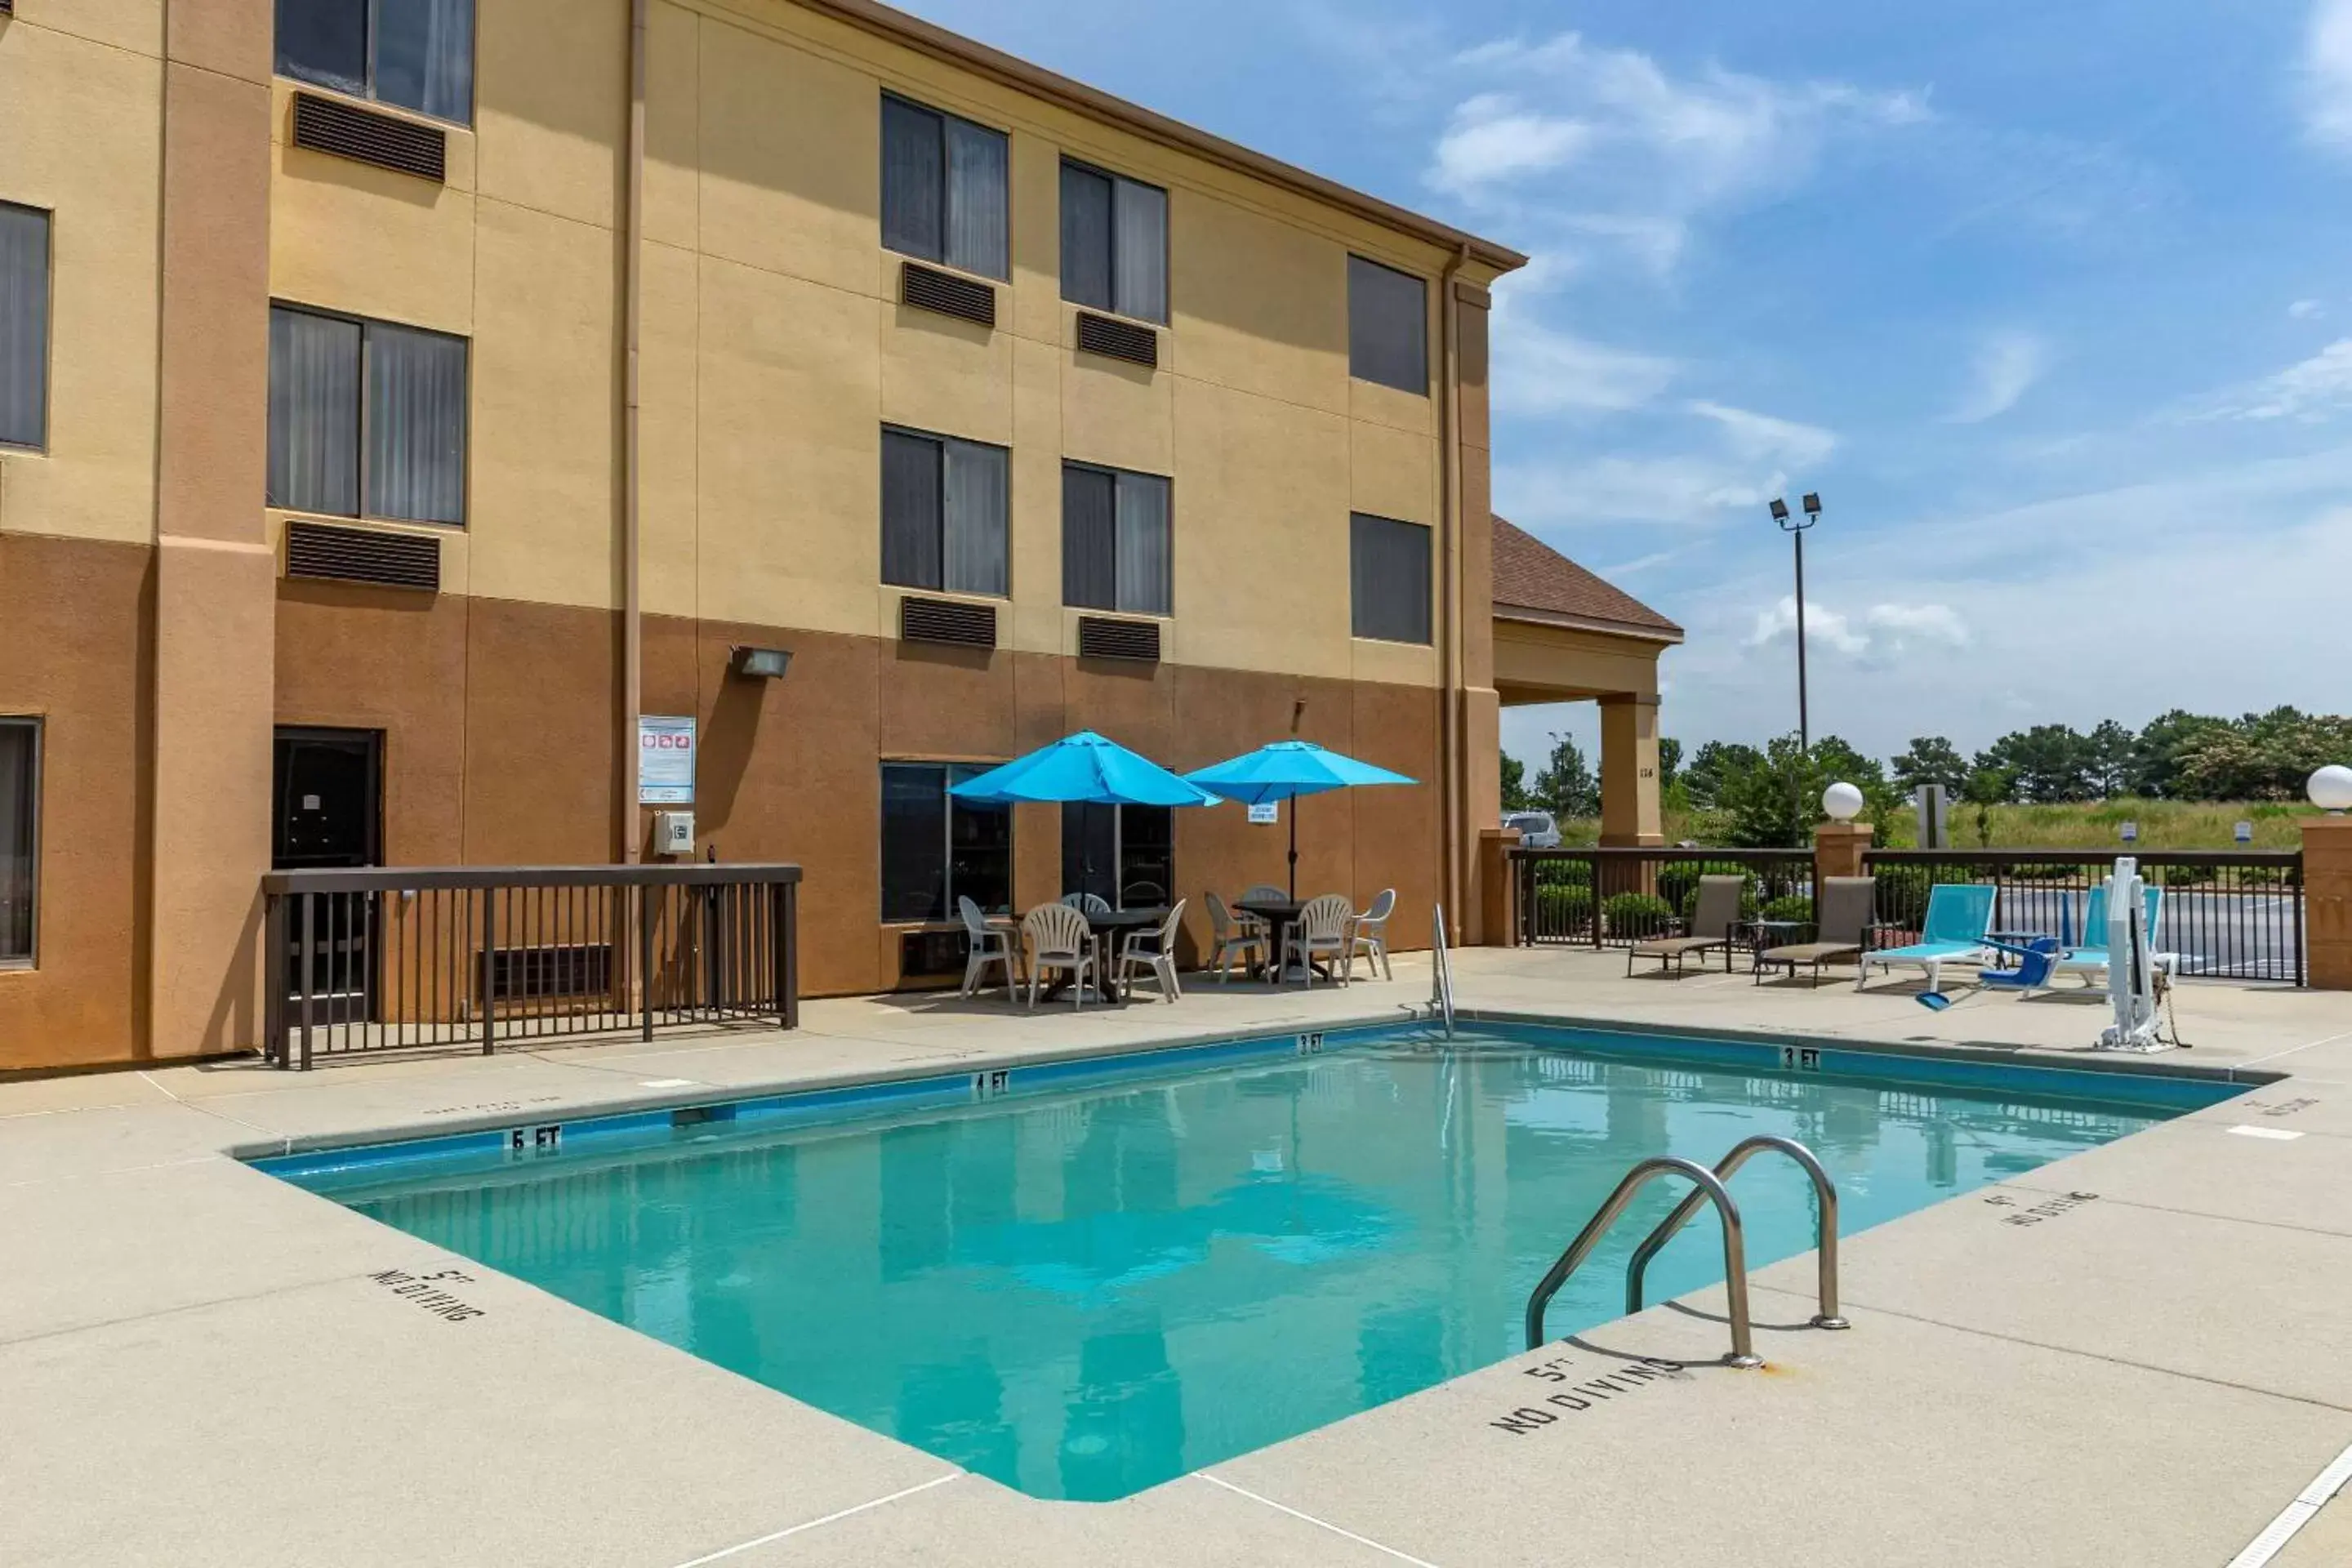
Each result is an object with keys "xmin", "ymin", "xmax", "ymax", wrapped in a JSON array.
[{"xmin": 293, "ymin": 1029, "xmax": 2199, "ymax": 1501}]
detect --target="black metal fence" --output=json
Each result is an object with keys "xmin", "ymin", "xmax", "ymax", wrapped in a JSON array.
[
  {"xmin": 1514, "ymin": 848, "xmax": 1815, "ymax": 948},
  {"xmin": 1864, "ymin": 849, "xmax": 2304, "ymax": 985},
  {"xmin": 262, "ymin": 864, "xmax": 801, "ymax": 1069}
]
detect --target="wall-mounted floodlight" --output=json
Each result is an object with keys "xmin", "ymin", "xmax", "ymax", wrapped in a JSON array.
[{"xmin": 730, "ymin": 646, "xmax": 793, "ymax": 679}]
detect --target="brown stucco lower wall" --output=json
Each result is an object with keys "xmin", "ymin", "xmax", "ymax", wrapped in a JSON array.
[
  {"xmin": 279, "ymin": 598, "xmax": 1442, "ymax": 1004},
  {"xmin": 0, "ymin": 534, "xmax": 153, "ymax": 1072}
]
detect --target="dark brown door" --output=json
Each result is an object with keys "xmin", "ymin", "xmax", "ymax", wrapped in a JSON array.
[{"xmin": 273, "ymin": 728, "xmax": 382, "ymax": 1018}]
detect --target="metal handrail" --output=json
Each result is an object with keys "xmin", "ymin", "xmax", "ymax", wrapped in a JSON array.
[
  {"xmin": 1626, "ymin": 1135, "xmax": 1850, "ymax": 1330},
  {"xmin": 1523, "ymin": 1156, "xmax": 1762, "ymax": 1367},
  {"xmin": 1431, "ymin": 904, "xmax": 1456, "ymax": 1038}
]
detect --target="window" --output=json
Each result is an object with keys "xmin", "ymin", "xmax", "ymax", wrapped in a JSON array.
[
  {"xmin": 0, "ymin": 719, "xmax": 37, "ymax": 966},
  {"xmin": 1062, "ymin": 804, "xmax": 1172, "ymax": 911},
  {"xmin": 1348, "ymin": 255, "xmax": 1428, "ymax": 394},
  {"xmin": 1062, "ymin": 462, "xmax": 1170, "ymax": 615},
  {"xmin": 268, "ymin": 304, "xmax": 468, "ymax": 526},
  {"xmin": 880, "ymin": 427, "xmax": 1009, "ymax": 597},
  {"xmin": 1350, "ymin": 513, "xmax": 1432, "ymax": 644},
  {"xmin": 0, "ymin": 203, "xmax": 48, "ymax": 451},
  {"xmin": 880, "ymin": 95, "xmax": 1009, "ymax": 282},
  {"xmin": 275, "ymin": 0, "xmax": 474, "ymax": 123},
  {"xmin": 880, "ymin": 764, "xmax": 1013, "ymax": 923},
  {"xmin": 1060, "ymin": 160, "xmax": 1168, "ymax": 324}
]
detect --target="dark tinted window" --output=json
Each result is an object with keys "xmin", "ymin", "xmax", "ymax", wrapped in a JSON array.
[
  {"xmin": 0, "ymin": 719, "xmax": 35, "ymax": 964},
  {"xmin": 1348, "ymin": 255, "xmax": 1428, "ymax": 394},
  {"xmin": 1059, "ymin": 804, "xmax": 1170, "ymax": 911},
  {"xmin": 277, "ymin": 0, "xmax": 368, "ymax": 96},
  {"xmin": 1350, "ymin": 513, "xmax": 1432, "ymax": 644},
  {"xmin": 1059, "ymin": 160, "xmax": 1167, "ymax": 323},
  {"xmin": 881, "ymin": 426, "xmax": 1009, "ymax": 596},
  {"xmin": 1062, "ymin": 463, "xmax": 1169, "ymax": 615},
  {"xmin": 881, "ymin": 95, "xmax": 1009, "ymax": 280},
  {"xmin": 0, "ymin": 203, "xmax": 51, "ymax": 451},
  {"xmin": 277, "ymin": 0, "xmax": 473, "ymax": 123},
  {"xmin": 881, "ymin": 764, "xmax": 1011, "ymax": 921},
  {"xmin": 269, "ymin": 304, "xmax": 467, "ymax": 526}
]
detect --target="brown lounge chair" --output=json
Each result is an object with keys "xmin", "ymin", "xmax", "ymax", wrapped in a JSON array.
[
  {"xmin": 1627, "ymin": 875, "xmax": 1747, "ymax": 977},
  {"xmin": 1752, "ymin": 876, "xmax": 1879, "ymax": 986}
]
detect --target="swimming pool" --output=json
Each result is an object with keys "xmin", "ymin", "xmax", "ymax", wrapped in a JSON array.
[{"xmin": 265, "ymin": 1022, "xmax": 2236, "ymax": 1501}]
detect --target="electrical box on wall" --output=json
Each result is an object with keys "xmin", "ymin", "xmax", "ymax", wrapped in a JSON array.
[{"xmin": 653, "ymin": 811, "xmax": 695, "ymax": 857}]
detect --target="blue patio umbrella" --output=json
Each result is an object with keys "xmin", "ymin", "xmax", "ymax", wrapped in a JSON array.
[
  {"xmin": 1186, "ymin": 741, "xmax": 1418, "ymax": 899},
  {"xmin": 949, "ymin": 731, "xmax": 1219, "ymax": 808}
]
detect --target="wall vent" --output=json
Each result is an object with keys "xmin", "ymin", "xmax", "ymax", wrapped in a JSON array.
[
  {"xmin": 1077, "ymin": 615, "xmax": 1161, "ymax": 662},
  {"xmin": 486, "ymin": 943, "xmax": 612, "ymax": 1000},
  {"xmin": 1076, "ymin": 312, "xmax": 1159, "ymax": 369},
  {"xmin": 900, "ymin": 929, "xmax": 968, "ymax": 979},
  {"xmin": 292, "ymin": 91, "xmax": 448, "ymax": 183},
  {"xmin": 900, "ymin": 595, "xmax": 997, "ymax": 648},
  {"xmin": 285, "ymin": 520, "xmax": 442, "ymax": 591},
  {"xmin": 901, "ymin": 261, "xmax": 996, "ymax": 328}
]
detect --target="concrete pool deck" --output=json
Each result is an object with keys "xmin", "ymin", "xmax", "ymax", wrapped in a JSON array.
[{"xmin": 7, "ymin": 947, "xmax": 2352, "ymax": 1566}]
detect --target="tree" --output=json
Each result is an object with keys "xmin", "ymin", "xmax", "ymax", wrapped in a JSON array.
[
  {"xmin": 1681, "ymin": 741, "xmax": 1762, "ymax": 812},
  {"xmin": 2173, "ymin": 708, "xmax": 2352, "ymax": 800},
  {"xmin": 1499, "ymin": 751, "xmax": 1536, "ymax": 813},
  {"xmin": 1890, "ymin": 736, "xmax": 1967, "ymax": 796},
  {"xmin": 2086, "ymin": 719, "xmax": 2136, "ymax": 798},
  {"xmin": 1962, "ymin": 765, "xmax": 2015, "ymax": 848},
  {"xmin": 1657, "ymin": 737, "xmax": 1684, "ymax": 791},
  {"xmin": 2131, "ymin": 710, "xmax": 2230, "ymax": 799},
  {"xmin": 1714, "ymin": 733, "xmax": 1897, "ymax": 848},
  {"xmin": 1978, "ymin": 725, "xmax": 2096, "ymax": 803},
  {"xmin": 1533, "ymin": 733, "xmax": 1599, "ymax": 819}
]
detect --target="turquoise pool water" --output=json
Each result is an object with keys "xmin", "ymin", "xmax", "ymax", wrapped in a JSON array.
[{"xmin": 280, "ymin": 1027, "xmax": 2221, "ymax": 1501}]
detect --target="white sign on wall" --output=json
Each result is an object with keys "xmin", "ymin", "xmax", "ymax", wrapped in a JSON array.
[
  {"xmin": 639, "ymin": 715, "xmax": 697, "ymax": 804},
  {"xmin": 1248, "ymin": 802, "xmax": 1281, "ymax": 826}
]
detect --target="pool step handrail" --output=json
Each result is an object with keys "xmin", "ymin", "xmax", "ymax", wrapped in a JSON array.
[
  {"xmin": 1523, "ymin": 1156, "xmax": 1762, "ymax": 1366},
  {"xmin": 1430, "ymin": 904, "xmax": 1456, "ymax": 1038},
  {"xmin": 1625, "ymin": 1134, "xmax": 1851, "ymax": 1330}
]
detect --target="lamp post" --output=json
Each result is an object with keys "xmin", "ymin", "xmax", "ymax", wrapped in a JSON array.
[{"xmin": 1768, "ymin": 493, "xmax": 1822, "ymax": 753}]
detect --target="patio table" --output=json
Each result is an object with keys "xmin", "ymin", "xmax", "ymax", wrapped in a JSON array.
[
  {"xmin": 1236, "ymin": 898, "xmax": 1331, "ymax": 982},
  {"xmin": 1036, "ymin": 906, "xmax": 1167, "ymax": 1004}
]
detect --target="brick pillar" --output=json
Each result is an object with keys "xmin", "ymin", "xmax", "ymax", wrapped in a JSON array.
[
  {"xmin": 2305, "ymin": 817, "xmax": 2352, "ymax": 990},
  {"xmin": 1815, "ymin": 822, "xmax": 1874, "ymax": 882}
]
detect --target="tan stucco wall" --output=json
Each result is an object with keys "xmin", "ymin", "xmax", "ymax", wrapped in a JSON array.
[
  {"xmin": 255, "ymin": 0, "xmax": 1497, "ymax": 691},
  {"xmin": 1493, "ymin": 620, "xmax": 1670, "ymax": 705}
]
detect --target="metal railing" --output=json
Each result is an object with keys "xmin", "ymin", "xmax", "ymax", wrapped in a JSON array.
[
  {"xmin": 1524, "ymin": 1156, "xmax": 1762, "ymax": 1366},
  {"xmin": 1513, "ymin": 846, "xmax": 1813, "ymax": 949},
  {"xmin": 1627, "ymin": 1135, "xmax": 1847, "ymax": 1330},
  {"xmin": 263, "ymin": 864, "xmax": 801, "ymax": 1069},
  {"xmin": 1864, "ymin": 849, "xmax": 2304, "ymax": 984},
  {"xmin": 1431, "ymin": 903, "xmax": 1456, "ymax": 1037}
]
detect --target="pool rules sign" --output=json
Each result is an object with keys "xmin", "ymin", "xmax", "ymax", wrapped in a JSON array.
[{"xmin": 638, "ymin": 715, "xmax": 696, "ymax": 804}]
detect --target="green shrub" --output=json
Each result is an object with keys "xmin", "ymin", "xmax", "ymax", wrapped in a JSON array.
[
  {"xmin": 1760, "ymin": 893, "xmax": 1815, "ymax": 926},
  {"xmin": 1655, "ymin": 862, "xmax": 1704, "ymax": 910},
  {"xmin": 2158, "ymin": 862, "xmax": 2212, "ymax": 888},
  {"xmin": 1873, "ymin": 865, "xmax": 1931, "ymax": 927},
  {"xmin": 1534, "ymin": 858, "xmax": 1593, "ymax": 889},
  {"xmin": 2009, "ymin": 862, "xmax": 2087, "ymax": 880},
  {"xmin": 1677, "ymin": 875, "xmax": 1762, "ymax": 925},
  {"xmin": 1533, "ymin": 884, "xmax": 1594, "ymax": 932},
  {"xmin": 1602, "ymin": 891, "xmax": 1675, "ymax": 938}
]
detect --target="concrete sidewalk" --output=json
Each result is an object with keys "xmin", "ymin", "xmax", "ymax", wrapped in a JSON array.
[{"xmin": 5, "ymin": 949, "xmax": 2350, "ymax": 1566}]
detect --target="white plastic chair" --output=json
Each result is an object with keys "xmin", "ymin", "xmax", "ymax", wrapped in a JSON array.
[
  {"xmin": 1204, "ymin": 891, "xmax": 1268, "ymax": 982},
  {"xmin": 1241, "ymin": 884, "xmax": 1288, "ymax": 905},
  {"xmin": 1344, "ymin": 888, "xmax": 1396, "ymax": 981},
  {"xmin": 1061, "ymin": 891, "xmax": 1114, "ymax": 918},
  {"xmin": 1116, "ymin": 899, "xmax": 1187, "ymax": 1004},
  {"xmin": 1023, "ymin": 902, "xmax": 1096, "ymax": 1010},
  {"xmin": 957, "ymin": 896, "xmax": 1022, "ymax": 997},
  {"xmin": 1284, "ymin": 894, "xmax": 1354, "ymax": 987}
]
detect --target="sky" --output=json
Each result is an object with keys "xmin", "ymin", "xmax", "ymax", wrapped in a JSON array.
[{"xmin": 901, "ymin": 0, "xmax": 2352, "ymax": 771}]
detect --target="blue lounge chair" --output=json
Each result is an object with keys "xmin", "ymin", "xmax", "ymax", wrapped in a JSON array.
[
  {"xmin": 2055, "ymin": 884, "xmax": 2164, "ymax": 987},
  {"xmin": 1855, "ymin": 883, "xmax": 1996, "ymax": 993}
]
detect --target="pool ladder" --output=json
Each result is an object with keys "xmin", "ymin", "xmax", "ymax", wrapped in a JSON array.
[
  {"xmin": 1430, "ymin": 904, "xmax": 1456, "ymax": 1038},
  {"xmin": 1522, "ymin": 1135, "xmax": 1850, "ymax": 1364}
]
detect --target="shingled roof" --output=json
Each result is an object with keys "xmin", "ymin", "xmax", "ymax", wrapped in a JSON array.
[{"xmin": 1491, "ymin": 517, "xmax": 1682, "ymax": 641}]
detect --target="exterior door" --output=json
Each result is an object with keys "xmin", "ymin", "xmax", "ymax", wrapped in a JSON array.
[{"xmin": 273, "ymin": 728, "xmax": 382, "ymax": 1019}]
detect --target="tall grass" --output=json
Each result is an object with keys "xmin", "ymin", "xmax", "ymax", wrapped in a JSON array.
[{"xmin": 1551, "ymin": 797, "xmax": 2308, "ymax": 851}]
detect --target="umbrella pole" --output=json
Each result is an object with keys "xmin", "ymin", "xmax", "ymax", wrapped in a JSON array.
[{"xmin": 1288, "ymin": 804, "xmax": 1298, "ymax": 902}]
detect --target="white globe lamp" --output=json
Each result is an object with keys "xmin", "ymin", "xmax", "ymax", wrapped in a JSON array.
[
  {"xmin": 2310, "ymin": 764, "xmax": 2352, "ymax": 815},
  {"xmin": 1822, "ymin": 781, "xmax": 1865, "ymax": 823}
]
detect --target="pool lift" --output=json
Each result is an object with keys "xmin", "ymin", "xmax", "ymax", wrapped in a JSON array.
[{"xmin": 2098, "ymin": 856, "xmax": 2165, "ymax": 1054}]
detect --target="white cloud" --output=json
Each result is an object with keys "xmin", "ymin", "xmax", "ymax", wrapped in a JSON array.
[
  {"xmin": 2206, "ymin": 338, "xmax": 2352, "ymax": 421},
  {"xmin": 1487, "ymin": 313, "xmax": 1680, "ymax": 416},
  {"xmin": 1686, "ymin": 400, "xmax": 1837, "ymax": 466},
  {"xmin": 1432, "ymin": 96, "xmax": 1592, "ymax": 189},
  {"xmin": 1944, "ymin": 331, "xmax": 2047, "ymax": 424},
  {"xmin": 2291, "ymin": 298, "xmax": 2327, "ymax": 319},
  {"xmin": 1746, "ymin": 598, "xmax": 1970, "ymax": 663},
  {"xmin": 1428, "ymin": 31, "xmax": 1927, "ymax": 273},
  {"xmin": 2307, "ymin": 0, "xmax": 2352, "ymax": 150}
]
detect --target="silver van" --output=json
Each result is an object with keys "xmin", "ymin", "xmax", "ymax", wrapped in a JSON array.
[{"xmin": 1502, "ymin": 810, "xmax": 1560, "ymax": 849}]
